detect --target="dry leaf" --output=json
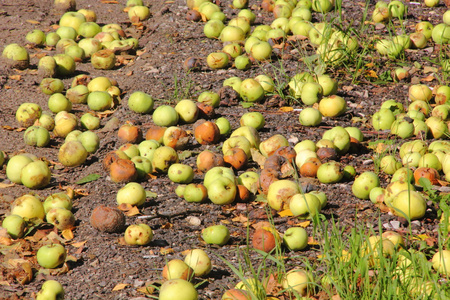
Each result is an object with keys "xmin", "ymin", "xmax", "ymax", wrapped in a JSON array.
[
  {"xmin": 118, "ymin": 203, "xmax": 134, "ymax": 211},
  {"xmin": 252, "ymin": 221, "xmax": 272, "ymax": 230},
  {"xmin": 0, "ymin": 281, "xmax": 10, "ymax": 286},
  {"xmin": 160, "ymin": 248, "xmax": 174, "ymax": 255},
  {"xmin": 421, "ymin": 75, "xmax": 436, "ymax": 82},
  {"xmin": 307, "ymin": 236, "xmax": 320, "ymax": 245},
  {"xmin": 0, "ymin": 182, "xmax": 14, "ymax": 188},
  {"xmin": 231, "ymin": 214, "xmax": 248, "ymax": 223},
  {"xmin": 279, "ymin": 106, "xmax": 293, "ymax": 112},
  {"xmin": 26, "ymin": 20, "xmax": 40, "ymax": 24},
  {"xmin": 137, "ymin": 284, "xmax": 156, "ymax": 294},
  {"xmin": 9, "ymin": 75, "xmax": 21, "ymax": 80},
  {"xmin": 280, "ymin": 163, "xmax": 295, "ymax": 178},
  {"xmin": 0, "ymin": 237, "xmax": 13, "ymax": 246},
  {"xmin": 365, "ymin": 62, "xmax": 375, "ymax": 68},
  {"xmin": 296, "ymin": 220, "xmax": 311, "ymax": 227},
  {"xmin": 250, "ymin": 148, "xmax": 266, "ymax": 168},
  {"xmin": 125, "ymin": 206, "xmax": 140, "ymax": 216},
  {"xmin": 278, "ymin": 209, "xmax": 293, "ymax": 217},
  {"xmin": 62, "ymin": 229, "xmax": 74, "ymax": 240},
  {"xmin": 366, "ymin": 70, "xmax": 378, "ymax": 78},
  {"xmin": 161, "ymin": 222, "xmax": 173, "ymax": 229},
  {"xmin": 112, "ymin": 283, "xmax": 129, "ymax": 291}
]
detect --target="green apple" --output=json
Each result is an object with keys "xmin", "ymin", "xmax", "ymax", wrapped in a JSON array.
[
  {"xmin": 317, "ymin": 161, "xmax": 343, "ymax": 184},
  {"xmin": 159, "ymin": 279, "xmax": 198, "ymax": 300},
  {"xmin": 175, "ymin": 99, "xmax": 199, "ymax": 124},
  {"xmin": 46, "ymin": 207, "xmax": 75, "ymax": 230},
  {"xmin": 11, "ymin": 194, "xmax": 45, "ymax": 221},
  {"xmin": 299, "ymin": 107, "xmax": 322, "ymax": 127},
  {"xmin": 391, "ymin": 190, "xmax": 426, "ymax": 220},
  {"xmin": 36, "ymin": 244, "xmax": 67, "ymax": 269},
  {"xmin": 352, "ymin": 171, "xmax": 380, "ymax": 199},
  {"xmin": 259, "ymin": 134, "xmax": 289, "ymax": 157},
  {"xmin": 202, "ymin": 224, "xmax": 230, "ymax": 245},
  {"xmin": 152, "ymin": 146, "xmax": 178, "ymax": 173},
  {"xmin": 207, "ymin": 176, "xmax": 237, "ymax": 205},
  {"xmin": 117, "ymin": 182, "xmax": 146, "ymax": 206},
  {"xmin": 36, "ymin": 280, "xmax": 65, "ymax": 300},
  {"xmin": 432, "ymin": 250, "xmax": 450, "ymax": 275},
  {"xmin": 168, "ymin": 163, "xmax": 194, "ymax": 184},
  {"xmin": 380, "ymin": 155, "xmax": 402, "ymax": 175},
  {"xmin": 21, "ymin": 160, "xmax": 51, "ymax": 189},
  {"xmin": 283, "ymin": 227, "xmax": 308, "ymax": 251},
  {"xmin": 184, "ymin": 249, "xmax": 211, "ymax": 277},
  {"xmin": 240, "ymin": 112, "xmax": 265, "ymax": 130},
  {"xmin": 2, "ymin": 214, "xmax": 27, "ymax": 239},
  {"xmin": 184, "ymin": 184, "xmax": 208, "ymax": 203},
  {"xmin": 162, "ymin": 259, "xmax": 194, "ymax": 281},
  {"xmin": 43, "ymin": 192, "xmax": 72, "ymax": 213},
  {"xmin": 289, "ymin": 193, "xmax": 321, "ymax": 218},
  {"xmin": 267, "ymin": 180, "xmax": 301, "ymax": 211},
  {"xmin": 152, "ymin": 105, "xmax": 179, "ymax": 127}
]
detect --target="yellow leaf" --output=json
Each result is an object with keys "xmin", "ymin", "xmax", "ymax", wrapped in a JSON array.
[
  {"xmin": 250, "ymin": 148, "xmax": 266, "ymax": 168},
  {"xmin": 160, "ymin": 248, "xmax": 174, "ymax": 255},
  {"xmin": 125, "ymin": 206, "xmax": 140, "ymax": 216},
  {"xmin": 118, "ymin": 203, "xmax": 134, "ymax": 211},
  {"xmin": 308, "ymin": 236, "xmax": 320, "ymax": 245},
  {"xmin": 296, "ymin": 220, "xmax": 311, "ymax": 227},
  {"xmin": 62, "ymin": 229, "xmax": 74, "ymax": 240},
  {"xmin": 278, "ymin": 209, "xmax": 293, "ymax": 217},
  {"xmin": 72, "ymin": 240, "xmax": 87, "ymax": 248},
  {"xmin": 413, "ymin": 234, "xmax": 431, "ymax": 241},
  {"xmin": 112, "ymin": 283, "xmax": 129, "ymax": 291},
  {"xmin": 365, "ymin": 62, "xmax": 374, "ymax": 68},
  {"xmin": 366, "ymin": 70, "xmax": 378, "ymax": 78},
  {"xmin": 0, "ymin": 182, "xmax": 14, "ymax": 188},
  {"xmin": 0, "ymin": 281, "xmax": 10, "ymax": 286},
  {"xmin": 279, "ymin": 106, "xmax": 293, "ymax": 112},
  {"xmin": 26, "ymin": 20, "xmax": 40, "ymax": 24},
  {"xmin": 421, "ymin": 75, "xmax": 435, "ymax": 82}
]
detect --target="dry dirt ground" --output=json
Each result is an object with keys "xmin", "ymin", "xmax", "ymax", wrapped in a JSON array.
[{"xmin": 0, "ymin": 0, "xmax": 449, "ymax": 299}]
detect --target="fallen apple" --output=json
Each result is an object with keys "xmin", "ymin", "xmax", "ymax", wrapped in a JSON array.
[
  {"xmin": 202, "ymin": 224, "xmax": 230, "ymax": 245},
  {"xmin": 2, "ymin": 214, "xmax": 27, "ymax": 239},
  {"xmin": 46, "ymin": 207, "xmax": 75, "ymax": 230},
  {"xmin": 283, "ymin": 227, "xmax": 308, "ymax": 251},
  {"xmin": 90, "ymin": 205, "xmax": 126, "ymax": 233},
  {"xmin": 36, "ymin": 280, "xmax": 65, "ymax": 300},
  {"xmin": 289, "ymin": 193, "xmax": 321, "ymax": 218},
  {"xmin": 159, "ymin": 279, "xmax": 198, "ymax": 300},
  {"xmin": 391, "ymin": 190, "xmax": 426, "ymax": 220},
  {"xmin": 352, "ymin": 171, "xmax": 380, "ymax": 199},
  {"xmin": 21, "ymin": 160, "xmax": 51, "ymax": 189},
  {"xmin": 184, "ymin": 183, "xmax": 208, "ymax": 203},
  {"xmin": 152, "ymin": 105, "xmax": 179, "ymax": 127},
  {"xmin": 267, "ymin": 179, "xmax": 301, "ymax": 211},
  {"xmin": 162, "ymin": 259, "xmax": 194, "ymax": 281},
  {"xmin": 124, "ymin": 223, "xmax": 153, "ymax": 246},
  {"xmin": 184, "ymin": 249, "xmax": 212, "ymax": 277},
  {"xmin": 59, "ymin": 140, "xmax": 88, "ymax": 167},
  {"xmin": 36, "ymin": 244, "xmax": 67, "ymax": 269},
  {"xmin": 117, "ymin": 182, "xmax": 146, "ymax": 206},
  {"xmin": 317, "ymin": 161, "xmax": 343, "ymax": 184}
]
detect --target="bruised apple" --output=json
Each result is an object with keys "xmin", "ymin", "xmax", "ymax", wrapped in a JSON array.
[{"xmin": 162, "ymin": 259, "xmax": 194, "ymax": 281}]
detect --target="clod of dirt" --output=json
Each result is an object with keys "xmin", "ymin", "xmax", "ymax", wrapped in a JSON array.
[{"xmin": 90, "ymin": 205, "xmax": 126, "ymax": 233}]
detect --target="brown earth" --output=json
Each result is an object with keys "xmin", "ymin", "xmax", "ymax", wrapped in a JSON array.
[{"xmin": 0, "ymin": 0, "xmax": 449, "ymax": 299}]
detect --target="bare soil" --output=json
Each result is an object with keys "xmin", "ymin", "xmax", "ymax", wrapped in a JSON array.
[{"xmin": 0, "ymin": 0, "xmax": 448, "ymax": 299}]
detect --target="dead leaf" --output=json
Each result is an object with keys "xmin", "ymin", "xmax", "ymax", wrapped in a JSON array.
[
  {"xmin": 161, "ymin": 222, "xmax": 173, "ymax": 229},
  {"xmin": 26, "ymin": 20, "xmax": 40, "ymax": 24},
  {"xmin": 118, "ymin": 203, "xmax": 134, "ymax": 211},
  {"xmin": 160, "ymin": 248, "xmax": 174, "ymax": 255},
  {"xmin": 420, "ymin": 75, "xmax": 436, "ymax": 82},
  {"xmin": 125, "ymin": 206, "xmax": 140, "ymax": 217},
  {"xmin": 278, "ymin": 209, "xmax": 293, "ymax": 217},
  {"xmin": 0, "ymin": 237, "xmax": 13, "ymax": 246},
  {"xmin": 252, "ymin": 221, "xmax": 272, "ymax": 230},
  {"xmin": 61, "ymin": 229, "xmax": 74, "ymax": 240},
  {"xmin": 307, "ymin": 236, "xmax": 320, "ymax": 245},
  {"xmin": 137, "ymin": 284, "xmax": 156, "ymax": 294},
  {"xmin": 0, "ymin": 281, "xmax": 10, "ymax": 286},
  {"xmin": 9, "ymin": 75, "xmax": 21, "ymax": 80},
  {"xmin": 0, "ymin": 182, "xmax": 14, "ymax": 188},
  {"xmin": 280, "ymin": 163, "xmax": 294, "ymax": 178},
  {"xmin": 279, "ymin": 106, "xmax": 293, "ymax": 112},
  {"xmin": 365, "ymin": 70, "xmax": 378, "ymax": 78},
  {"xmin": 112, "ymin": 283, "xmax": 129, "ymax": 291},
  {"xmin": 250, "ymin": 148, "xmax": 266, "ymax": 168},
  {"xmin": 231, "ymin": 214, "xmax": 248, "ymax": 223},
  {"xmin": 296, "ymin": 220, "xmax": 311, "ymax": 227}
]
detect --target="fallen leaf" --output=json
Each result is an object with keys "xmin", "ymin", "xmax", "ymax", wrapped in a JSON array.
[
  {"xmin": 75, "ymin": 173, "xmax": 101, "ymax": 185},
  {"xmin": 0, "ymin": 237, "xmax": 13, "ymax": 246},
  {"xmin": 231, "ymin": 214, "xmax": 248, "ymax": 223},
  {"xmin": 161, "ymin": 222, "xmax": 173, "ymax": 229},
  {"xmin": 251, "ymin": 148, "xmax": 266, "ymax": 168},
  {"xmin": 0, "ymin": 183, "xmax": 14, "ymax": 188},
  {"xmin": 296, "ymin": 220, "xmax": 311, "ymax": 227},
  {"xmin": 137, "ymin": 284, "xmax": 156, "ymax": 294},
  {"xmin": 9, "ymin": 75, "xmax": 21, "ymax": 80},
  {"xmin": 420, "ymin": 75, "xmax": 435, "ymax": 82},
  {"xmin": 279, "ymin": 107, "xmax": 293, "ymax": 112},
  {"xmin": 0, "ymin": 281, "xmax": 10, "ymax": 286},
  {"xmin": 160, "ymin": 248, "xmax": 174, "ymax": 255},
  {"xmin": 125, "ymin": 206, "xmax": 140, "ymax": 216},
  {"xmin": 146, "ymin": 190, "xmax": 158, "ymax": 199},
  {"xmin": 278, "ymin": 209, "xmax": 293, "ymax": 217},
  {"xmin": 308, "ymin": 236, "xmax": 320, "ymax": 245},
  {"xmin": 252, "ymin": 221, "xmax": 272, "ymax": 230},
  {"xmin": 118, "ymin": 203, "xmax": 134, "ymax": 211},
  {"xmin": 26, "ymin": 20, "xmax": 40, "ymax": 24},
  {"xmin": 112, "ymin": 283, "xmax": 129, "ymax": 291},
  {"xmin": 61, "ymin": 229, "xmax": 74, "ymax": 240}
]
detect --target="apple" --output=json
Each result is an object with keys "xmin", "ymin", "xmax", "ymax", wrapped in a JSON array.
[
  {"xmin": 198, "ymin": 2, "xmax": 221, "ymax": 20},
  {"xmin": 23, "ymin": 126, "xmax": 50, "ymax": 147},
  {"xmin": 11, "ymin": 194, "xmax": 45, "ymax": 221},
  {"xmin": 26, "ymin": 29, "xmax": 46, "ymax": 46},
  {"xmin": 380, "ymin": 155, "xmax": 402, "ymax": 175},
  {"xmin": 43, "ymin": 192, "xmax": 72, "ymax": 213},
  {"xmin": 138, "ymin": 139, "xmax": 160, "ymax": 161},
  {"xmin": 267, "ymin": 180, "xmax": 301, "ymax": 211},
  {"xmin": 45, "ymin": 32, "xmax": 61, "ymax": 47},
  {"xmin": 59, "ymin": 140, "xmax": 88, "ymax": 167},
  {"xmin": 16, "ymin": 102, "xmax": 42, "ymax": 128},
  {"xmin": 294, "ymin": 140, "xmax": 316, "ymax": 153},
  {"xmin": 252, "ymin": 227, "xmax": 279, "ymax": 252},
  {"xmin": 91, "ymin": 49, "xmax": 116, "ymax": 70},
  {"xmin": 388, "ymin": 1, "xmax": 406, "ymax": 18},
  {"xmin": 311, "ymin": 0, "xmax": 333, "ymax": 13},
  {"xmin": 184, "ymin": 184, "xmax": 208, "ymax": 203},
  {"xmin": 426, "ymin": 116, "xmax": 448, "ymax": 139},
  {"xmin": 87, "ymin": 91, "xmax": 113, "ymax": 111},
  {"xmin": 219, "ymin": 25, "xmax": 246, "ymax": 42},
  {"xmin": 250, "ymin": 41, "xmax": 272, "ymax": 61},
  {"xmin": 77, "ymin": 21, "xmax": 101, "ymax": 38},
  {"xmin": 409, "ymin": 32, "xmax": 428, "ymax": 49},
  {"xmin": 259, "ymin": 134, "xmax": 289, "ymax": 157},
  {"xmin": 289, "ymin": 193, "xmax": 321, "ymax": 218},
  {"xmin": 318, "ymin": 95, "xmax": 347, "ymax": 117},
  {"xmin": 222, "ymin": 289, "xmax": 250, "ymax": 300},
  {"xmin": 283, "ymin": 227, "xmax": 308, "ymax": 251},
  {"xmin": 418, "ymin": 153, "xmax": 442, "ymax": 171},
  {"xmin": 370, "ymin": 108, "xmax": 394, "ymax": 131},
  {"xmin": 117, "ymin": 182, "xmax": 146, "ymax": 206},
  {"xmin": 38, "ymin": 57, "xmax": 57, "ymax": 79},
  {"xmin": 207, "ymin": 176, "xmax": 237, "ymax": 205},
  {"xmin": 2, "ymin": 43, "xmax": 30, "ymax": 70},
  {"xmin": 223, "ymin": 76, "xmax": 242, "ymax": 94},
  {"xmin": 2, "ymin": 214, "xmax": 27, "ymax": 239},
  {"xmin": 240, "ymin": 112, "xmax": 265, "ymax": 130},
  {"xmin": 425, "ymin": 0, "xmax": 440, "ymax": 7},
  {"xmin": 46, "ymin": 207, "xmax": 75, "ymax": 230},
  {"xmin": 432, "ymin": 250, "xmax": 450, "ymax": 275},
  {"xmin": 230, "ymin": 126, "xmax": 260, "ymax": 149},
  {"xmin": 435, "ymin": 85, "xmax": 450, "ymax": 105},
  {"xmin": 168, "ymin": 163, "xmax": 194, "ymax": 184},
  {"xmin": 239, "ymin": 79, "xmax": 265, "ymax": 103},
  {"xmin": 282, "ymin": 269, "xmax": 312, "ymax": 297},
  {"xmin": 352, "ymin": 171, "xmax": 380, "ymax": 199},
  {"xmin": 391, "ymin": 120, "xmax": 414, "ymax": 139},
  {"xmin": 87, "ymin": 76, "xmax": 112, "ymax": 92},
  {"xmin": 295, "ymin": 149, "xmax": 318, "ymax": 170},
  {"xmin": 391, "ymin": 190, "xmax": 426, "ymax": 220},
  {"xmin": 317, "ymin": 161, "xmax": 343, "ymax": 184},
  {"xmin": 152, "ymin": 146, "xmax": 179, "ymax": 173},
  {"xmin": 21, "ymin": 160, "xmax": 51, "ymax": 189},
  {"xmin": 432, "ymin": 23, "xmax": 450, "ymax": 44},
  {"xmin": 128, "ymin": 5, "xmax": 151, "ymax": 22},
  {"xmin": 152, "ymin": 105, "xmax": 179, "ymax": 127},
  {"xmin": 215, "ymin": 117, "xmax": 231, "ymax": 136},
  {"xmin": 408, "ymin": 100, "xmax": 430, "ymax": 115},
  {"xmin": 202, "ymin": 224, "xmax": 230, "ymax": 245},
  {"xmin": 204, "ymin": 19, "xmax": 225, "ymax": 39},
  {"xmin": 6, "ymin": 154, "xmax": 34, "ymax": 184},
  {"xmin": 236, "ymin": 172, "xmax": 259, "ymax": 194},
  {"xmin": 299, "ymin": 107, "xmax": 322, "ymax": 127},
  {"xmin": 203, "ymin": 167, "xmax": 234, "ymax": 188},
  {"xmin": 409, "ymin": 84, "xmax": 432, "ymax": 102},
  {"xmin": 124, "ymin": 223, "xmax": 153, "ymax": 246},
  {"xmin": 206, "ymin": 52, "xmax": 229, "ymax": 69},
  {"xmin": 36, "ymin": 280, "xmax": 65, "ymax": 300},
  {"xmin": 36, "ymin": 244, "xmax": 67, "ymax": 269},
  {"xmin": 66, "ymin": 85, "xmax": 89, "ymax": 104},
  {"xmin": 184, "ymin": 249, "xmax": 212, "ymax": 277},
  {"xmin": 159, "ymin": 279, "xmax": 198, "ymax": 300},
  {"xmin": 175, "ymin": 99, "xmax": 199, "ymax": 124},
  {"xmin": 416, "ymin": 21, "xmax": 434, "ymax": 40},
  {"xmin": 384, "ymin": 180, "xmax": 416, "ymax": 207},
  {"xmin": 162, "ymin": 259, "xmax": 194, "ymax": 281},
  {"xmin": 369, "ymin": 187, "xmax": 385, "ymax": 204},
  {"xmin": 198, "ymin": 91, "xmax": 220, "ymax": 108},
  {"xmin": 322, "ymin": 126, "xmax": 350, "ymax": 155},
  {"xmin": 392, "ymin": 167, "xmax": 415, "ymax": 183}
]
